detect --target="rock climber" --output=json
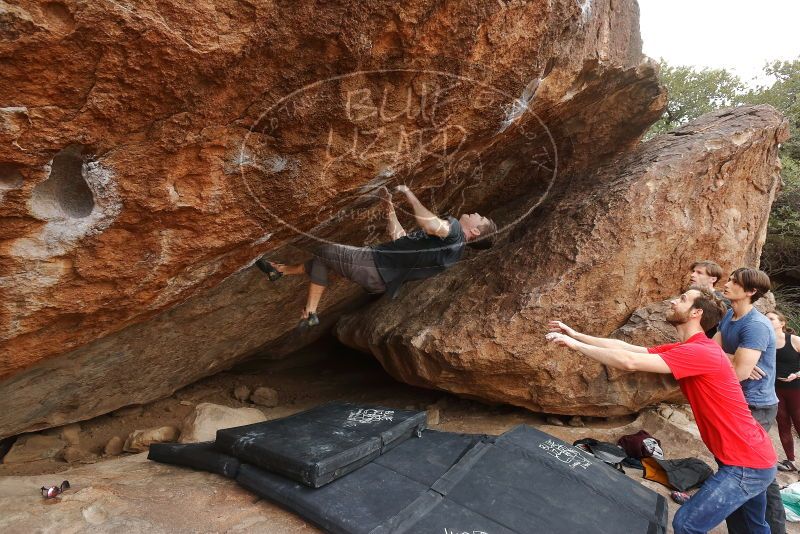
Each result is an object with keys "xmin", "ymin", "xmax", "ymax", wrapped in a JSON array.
[{"xmin": 255, "ymin": 185, "xmax": 497, "ymax": 327}]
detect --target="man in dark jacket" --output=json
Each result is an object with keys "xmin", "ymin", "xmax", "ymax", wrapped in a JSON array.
[{"xmin": 256, "ymin": 185, "xmax": 496, "ymax": 326}]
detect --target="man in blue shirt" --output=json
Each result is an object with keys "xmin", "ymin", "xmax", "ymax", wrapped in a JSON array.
[{"xmin": 715, "ymin": 267, "xmax": 784, "ymax": 534}]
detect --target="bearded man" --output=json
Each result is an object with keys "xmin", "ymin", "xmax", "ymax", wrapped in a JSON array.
[{"xmin": 547, "ymin": 287, "xmax": 777, "ymax": 534}]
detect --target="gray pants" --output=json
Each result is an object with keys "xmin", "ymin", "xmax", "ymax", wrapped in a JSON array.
[
  {"xmin": 304, "ymin": 244, "xmax": 386, "ymax": 294},
  {"xmin": 726, "ymin": 403, "xmax": 786, "ymax": 534}
]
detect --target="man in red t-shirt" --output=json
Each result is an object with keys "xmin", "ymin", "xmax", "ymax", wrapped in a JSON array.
[{"xmin": 547, "ymin": 288, "xmax": 777, "ymax": 534}]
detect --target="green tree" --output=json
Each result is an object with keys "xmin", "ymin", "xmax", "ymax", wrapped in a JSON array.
[
  {"xmin": 742, "ymin": 59, "xmax": 800, "ymax": 160},
  {"xmin": 743, "ymin": 60, "xmax": 800, "ymax": 299},
  {"xmin": 647, "ymin": 60, "xmax": 746, "ymax": 137}
]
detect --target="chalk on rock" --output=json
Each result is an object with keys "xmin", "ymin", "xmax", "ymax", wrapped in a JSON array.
[
  {"xmin": 179, "ymin": 402, "xmax": 266, "ymax": 443},
  {"xmin": 250, "ymin": 387, "xmax": 279, "ymax": 408},
  {"xmin": 233, "ymin": 385, "xmax": 252, "ymax": 402},
  {"xmin": 3, "ymin": 434, "xmax": 65, "ymax": 464},
  {"xmin": 567, "ymin": 416, "xmax": 585, "ymax": 427},
  {"xmin": 124, "ymin": 426, "xmax": 179, "ymax": 453},
  {"xmin": 104, "ymin": 436, "xmax": 124, "ymax": 456}
]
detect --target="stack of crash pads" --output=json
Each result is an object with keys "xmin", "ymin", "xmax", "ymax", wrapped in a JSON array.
[
  {"xmin": 215, "ymin": 402, "xmax": 426, "ymax": 487},
  {"xmin": 149, "ymin": 402, "xmax": 668, "ymax": 533}
]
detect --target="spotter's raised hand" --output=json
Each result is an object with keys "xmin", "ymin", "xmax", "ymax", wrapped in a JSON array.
[{"xmin": 547, "ymin": 320, "xmax": 577, "ymax": 337}]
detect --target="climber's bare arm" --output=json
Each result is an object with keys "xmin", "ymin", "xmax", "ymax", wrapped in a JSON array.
[
  {"xmin": 713, "ymin": 331, "xmax": 764, "ymax": 381},
  {"xmin": 395, "ymin": 185, "xmax": 449, "ymax": 238},
  {"xmin": 379, "ymin": 186, "xmax": 406, "ymax": 240}
]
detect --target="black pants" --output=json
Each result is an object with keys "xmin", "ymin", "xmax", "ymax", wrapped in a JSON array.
[{"xmin": 725, "ymin": 403, "xmax": 786, "ymax": 534}]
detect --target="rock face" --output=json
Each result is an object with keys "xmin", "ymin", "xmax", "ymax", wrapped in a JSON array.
[
  {"xmin": 123, "ymin": 426, "xmax": 179, "ymax": 453},
  {"xmin": 250, "ymin": 387, "xmax": 279, "ymax": 408},
  {"xmin": 336, "ymin": 106, "xmax": 789, "ymax": 416},
  {"xmin": 104, "ymin": 436, "xmax": 124, "ymax": 457},
  {"xmin": 178, "ymin": 403, "xmax": 266, "ymax": 443},
  {"xmin": 0, "ymin": 0, "xmax": 663, "ymax": 437},
  {"xmin": 3, "ymin": 434, "xmax": 65, "ymax": 464}
]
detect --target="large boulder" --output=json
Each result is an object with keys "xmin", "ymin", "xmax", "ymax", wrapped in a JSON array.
[
  {"xmin": 335, "ymin": 106, "xmax": 789, "ymax": 416},
  {"xmin": 0, "ymin": 0, "xmax": 663, "ymax": 437}
]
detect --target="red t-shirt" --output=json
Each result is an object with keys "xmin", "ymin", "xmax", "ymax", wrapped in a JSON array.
[{"xmin": 648, "ymin": 332, "xmax": 776, "ymax": 468}]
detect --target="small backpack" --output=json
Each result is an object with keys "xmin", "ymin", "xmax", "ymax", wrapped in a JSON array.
[{"xmin": 617, "ymin": 430, "xmax": 664, "ymax": 460}]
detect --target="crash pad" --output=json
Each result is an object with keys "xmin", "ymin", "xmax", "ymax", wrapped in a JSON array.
[
  {"xmin": 215, "ymin": 402, "xmax": 427, "ymax": 487},
  {"xmin": 236, "ymin": 426, "xmax": 667, "ymax": 533},
  {"xmin": 147, "ymin": 441, "xmax": 241, "ymax": 478}
]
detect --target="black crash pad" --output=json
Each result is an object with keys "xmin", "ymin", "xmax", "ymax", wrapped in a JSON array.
[
  {"xmin": 147, "ymin": 441, "xmax": 241, "ymax": 478},
  {"xmin": 235, "ymin": 430, "xmax": 485, "ymax": 534},
  {"xmin": 412, "ymin": 425, "xmax": 668, "ymax": 534},
  {"xmin": 236, "ymin": 426, "xmax": 667, "ymax": 534},
  {"xmin": 215, "ymin": 402, "xmax": 427, "ymax": 488}
]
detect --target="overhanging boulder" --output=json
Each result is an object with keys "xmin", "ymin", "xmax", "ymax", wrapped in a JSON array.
[
  {"xmin": 0, "ymin": 0, "xmax": 663, "ymax": 437},
  {"xmin": 335, "ymin": 106, "xmax": 789, "ymax": 416}
]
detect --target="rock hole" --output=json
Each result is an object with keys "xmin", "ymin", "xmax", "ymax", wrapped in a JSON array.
[
  {"xmin": 30, "ymin": 145, "xmax": 95, "ymax": 219},
  {"xmin": 41, "ymin": 2, "xmax": 75, "ymax": 34},
  {"xmin": 0, "ymin": 163, "xmax": 24, "ymax": 190}
]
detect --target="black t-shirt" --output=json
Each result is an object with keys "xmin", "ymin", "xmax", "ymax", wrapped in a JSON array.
[
  {"xmin": 776, "ymin": 333, "xmax": 800, "ymax": 389},
  {"xmin": 371, "ymin": 216, "xmax": 465, "ymax": 298}
]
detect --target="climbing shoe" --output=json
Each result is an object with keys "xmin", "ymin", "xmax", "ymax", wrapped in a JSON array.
[
  {"xmin": 255, "ymin": 258, "xmax": 282, "ymax": 282},
  {"xmin": 778, "ymin": 459, "xmax": 797, "ymax": 472},
  {"xmin": 670, "ymin": 491, "xmax": 691, "ymax": 505},
  {"xmin": 299, "ymin": 312, "xmax": 320, "ymax": 328}
]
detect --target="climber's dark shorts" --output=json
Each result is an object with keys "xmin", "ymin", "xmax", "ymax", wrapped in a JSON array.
[{"xmin": 304, "ymin": 244, "xmax": 386, "ymax": 294}]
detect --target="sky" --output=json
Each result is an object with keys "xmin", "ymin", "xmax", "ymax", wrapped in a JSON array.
[{"xmin": 638, "ymin": 0, "xmax": 800, "ymax": 87}]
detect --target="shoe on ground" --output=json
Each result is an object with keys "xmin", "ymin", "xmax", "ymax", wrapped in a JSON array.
[
  {"xmin": 777, "ymin": 459, "xmax": 797, "ymax": 472},
  {"xmin": 670, "ymin": 491, "xmax": 691, "ymax": 505}
]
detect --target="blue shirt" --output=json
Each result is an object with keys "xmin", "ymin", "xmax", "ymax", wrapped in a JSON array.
[{"xmin": 719, "ymin": 307, "xmax": 778, "ymax": 406}]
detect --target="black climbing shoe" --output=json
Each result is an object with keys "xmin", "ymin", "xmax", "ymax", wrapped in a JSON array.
[
  {"xmin": 255, "ymin": 259, "xmax": 282, "ymax": 282},
  {"xmin": 778, "ymin": 459, "xmax": 797, "ymax": 472},
  {"xmin": 299, "ymin": 312, "xmax": 320, "ymax": 328},
  {"xmin": 670, "ymin": 491, "xmax": 691, "ymax": 505}
]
